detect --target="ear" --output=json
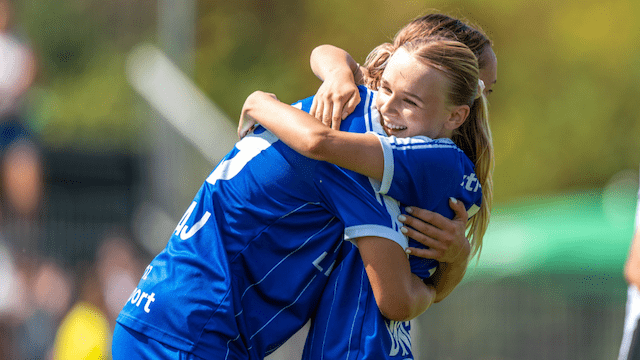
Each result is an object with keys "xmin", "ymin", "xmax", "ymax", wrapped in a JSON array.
[{"xmin": 445, "ymin": 105, "xmax": 470, "ymax": 131}]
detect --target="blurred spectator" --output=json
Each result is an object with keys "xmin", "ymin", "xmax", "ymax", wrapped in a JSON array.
[
  {"xmin": 0, "ymin": 1, "xmax": 53, "ymax": 358},
  {"xmin": 0, "ymin": 235, "xmax": 18, "ymax": 358},
  {"xmin": 95, "ymin": 230, "xmax": 145, "ymax": 325},
  {"xmin": 0, "ymin": 246, "xmax": 74, "ymax": 359},
  {"xmin": 52, "ymin": 228, "xmax": 144, "ymax": 360},
  {"xmin": 17, "ymin": 259, "xmax": 73, "ymax": 359},
  {"xmin": 0, "ymin": 0, "xmax": 42, "ymax": 243}
]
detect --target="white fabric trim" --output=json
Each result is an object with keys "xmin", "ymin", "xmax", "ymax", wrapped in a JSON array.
[
  {"xmin": 367, "ymin": 133, "xmax": 394, "ymax": 195},
  {"xmin": 618, "ymin": 285, "xmax": 640, "ymax": 360},
  {"xmin": 344, "ymin": 225, "xmax": 408, "ymax": 250}
]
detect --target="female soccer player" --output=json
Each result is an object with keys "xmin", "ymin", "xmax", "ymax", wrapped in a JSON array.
[
  {"xmin": 238, "ymin": 36, "xmax": 494, "ymax": 360},
  {"xmin": 297, "ymin": 14, "xmax": 497, "ymax": 358},
  {"xmin": 112, "ymin": 41, "xmax": 478, "ymax": 360},
  {"xmin": 309, "ymin": 13, "xmax": 497, "ymax": 131}
]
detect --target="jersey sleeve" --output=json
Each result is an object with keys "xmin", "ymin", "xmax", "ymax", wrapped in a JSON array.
[{"xmin": 370, "ymin": 134, "xmax": 483, "ymax": 219}]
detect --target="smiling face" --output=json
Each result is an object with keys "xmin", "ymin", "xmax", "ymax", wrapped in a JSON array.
[{"xmin": 375, "ymin": 47, "xmax": 463, "ymax": 139}]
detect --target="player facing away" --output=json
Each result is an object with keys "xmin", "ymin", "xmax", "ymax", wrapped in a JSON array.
[
  {"xmin": 112, "ymin": 42, "xmax": 479, "ymax": 359},
  {"xmin": 113, "ymin": 119, "xmax": 434, "ymax": 359},
  {"xmin": 238, "ymin": 37, "xmax": 493, "ymax": 359}
]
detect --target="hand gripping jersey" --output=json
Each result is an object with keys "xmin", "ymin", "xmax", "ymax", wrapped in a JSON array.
[
  {"xmin": 295, "ymin": 86, "xmax": 483, "ymax": 360},
  {"xmin": 116, "ymin": 92, "xmax": 410, "ymax": 359}
]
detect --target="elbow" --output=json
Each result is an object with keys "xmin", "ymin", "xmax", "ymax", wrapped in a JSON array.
[
  {"xmin": 310, "ymin": 44, "xmax": 333, "ymax": 59},
  {"xmin": 375, "ymin": 279, "xmax": 435, "ymax": 321},
  {"xmin": 299, "ymin": 129, "xmax": 334, "ymax": 161},
  {"xmin": 376, "ymin": 293, "xmax": 416, "ymax": 322},
  {"xmin": 242, "ymin": 91, "xmax": 265, "ymax": 117}
]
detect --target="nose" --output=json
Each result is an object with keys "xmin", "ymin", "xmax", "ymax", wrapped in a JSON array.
[{"xmin": 378, "ymin": 93, "xmax": 398, "ymax": 116}]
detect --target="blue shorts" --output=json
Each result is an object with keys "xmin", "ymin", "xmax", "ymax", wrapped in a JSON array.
[{"xmin": 112, "ymin": 323, "xmax": 206, "ymax": 360}]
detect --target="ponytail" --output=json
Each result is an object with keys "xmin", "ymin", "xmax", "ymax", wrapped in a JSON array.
[{"xmin": 457, "ymin": 92, "xmax": 493, "ymax": 258}]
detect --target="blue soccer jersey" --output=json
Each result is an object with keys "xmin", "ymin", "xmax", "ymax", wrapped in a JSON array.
[
  {"xmin": 294, "ymin": 86, "xmax": 483, "ymax": 360},
  {"xmin": 116, "ymin": 96, "xmax": 409, "ymax": 359},
  {"xmin": 294, "ymin": 85, "xmax": 482, "ymax": 277}
]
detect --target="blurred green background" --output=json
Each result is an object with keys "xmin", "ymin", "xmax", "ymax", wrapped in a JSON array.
[
  {"xmin": 7, "ymin": 0, "xmax": 640, "ymax": 358},
  {"xmin": 17, "ymin": 0, "xmax": 640, "ymax": 201}
]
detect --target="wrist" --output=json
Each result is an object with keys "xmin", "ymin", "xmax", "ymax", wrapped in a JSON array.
[
  {"xmin": 326, "ymin": 66, "xmax": 355, "ymax": 83},
  {"xmin": 447, "ymin": 238, "xmax": 471, "ymax": 265}
]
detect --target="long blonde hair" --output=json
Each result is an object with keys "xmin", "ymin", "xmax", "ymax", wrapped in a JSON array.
[
  {"xmin": 363, "ymin": 38, "xmax": 494, "ymax": 259},
  {"xmin": 394, "ymin": 13, "xmax": 493, "ymax": 70}
]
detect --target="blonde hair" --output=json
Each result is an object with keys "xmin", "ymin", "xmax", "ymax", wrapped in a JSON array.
[
  {"xmin": 363, "ymin": 38, "xmax": 494, "ymax": 260},
  {"xmin": 395, "ymin": 13, "xmax": 493, "ymax": 70}
]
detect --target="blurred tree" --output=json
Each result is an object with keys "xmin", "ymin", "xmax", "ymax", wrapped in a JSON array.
[{"xmin": 8, "ymin": 0, "xmax": 640, "ymax": 202}]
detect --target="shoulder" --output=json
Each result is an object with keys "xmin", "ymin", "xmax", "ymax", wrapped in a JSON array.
[
  {"xmin": 384, "ymin": 136, "xmax": 464, "ymax": 156},
  {"xmin": 388, "ymin": 136, "xmax": 472, "ymax": 174},
  {"xmin": 358, "ymin": 85, "xmax": 377, "ymax": 108}
]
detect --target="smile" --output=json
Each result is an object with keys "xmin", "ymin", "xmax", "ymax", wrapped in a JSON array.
[{"xmin": 383, "ymin": 121, "xmax": 407, "ymax": 131}]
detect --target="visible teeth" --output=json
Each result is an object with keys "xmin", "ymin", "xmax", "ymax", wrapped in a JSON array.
[{"xmin": 384, "ymin": 122, "xmax": 407, "ymax": 130}]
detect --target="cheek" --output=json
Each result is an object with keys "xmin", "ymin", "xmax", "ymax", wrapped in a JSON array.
[{"xmin": 375, "ymin": 94, "xmax": 386, "ymax": 110}]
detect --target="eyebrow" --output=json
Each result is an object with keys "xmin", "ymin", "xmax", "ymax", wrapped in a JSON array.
[{"xmin": 380, "ymin": 78, "xmax": 424, "ymax": 105}]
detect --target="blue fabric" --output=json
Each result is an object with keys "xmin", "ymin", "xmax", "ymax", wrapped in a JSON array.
[
  {"xmin": 296, "ymin": 86, "xmax": 482, "ymax": 359},
  {"xmin": 116, "ymin": 85, "xmax": 482, "ymax": 360},
  {"xmin": 112, "ymin": 323, "xmax": 206, "ymax": 360},
  {"xmin": 116, "ymin": 89, "xmax": 408, "ymax": 360}
]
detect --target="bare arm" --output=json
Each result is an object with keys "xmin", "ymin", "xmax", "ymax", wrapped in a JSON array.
[
  {"xmin": 355, "ymin": 235, "xmax": 436, "ymax": 321},
  {"xmin": 309, "ymin": 45, "xmax": 364, "ymax": 129},
  {"xmin": 310, "ymin": 44, "xmax": 364, "ymax": 85},
  {"xmin": 625, "ymin": 229, "xmax": 640, "ymax": 287},
  {"xmin": 400, "ymin": 198, "xmax": 471, "ymax": 303},
  {"xmin": 239, "ymin": 90, "xmax": 384, "ymax": 181},
  {"xmin": 241, "ymin": 92, "xmax": 472, "ymax": 305}
]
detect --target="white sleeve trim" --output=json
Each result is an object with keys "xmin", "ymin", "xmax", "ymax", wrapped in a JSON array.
[
  {"xmin": 367, "ymin": 132, "xmax": 394, "ymax": 195},
  {"xmin": 344, "ymin": 224, "xmax": 408, "ymax": 250}
]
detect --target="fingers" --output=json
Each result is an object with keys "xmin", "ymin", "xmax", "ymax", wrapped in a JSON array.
[
  {"xmin": 449, "ymin": 197, "xmax": 468, "ymax": 222},
  {"xmin": 404, "ymin": 246, "xmax": 438, "ymax": 259},
  {"xmin": 399, "ymin": 217, "xmax": 443, "ymax": 250},
  {"xmin": 310, "ymin": 97, "xmax": 318, "ymax": 119},
  {"xmin": 331, "ymin": 99, "xmax": 344, "ymax": 130},
  {"xmin": 322, "ymin": 100, "xmax": 333, "ymax": 127},
  {"xmin": 403, "ymin": 206, "xmax": 449, "ymax": 232},
  {"xmin": 237, "ymin": 123, "xmax": 255, "ymax": 140},
  {"xmin": 399, "ymin": 205, "xmax": 469, "ymax": 263},
  {"xmin": 237, "ymin": 126, "xmax": 248, "ymax": 140},
  {"xmin": 344, "ymin": 91, "xmax": 360, "ymax": 119}
]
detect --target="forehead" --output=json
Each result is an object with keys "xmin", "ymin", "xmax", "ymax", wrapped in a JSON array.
[{"xmin": 383, "ymin": 48, "xmax": 449, "ymax": 97}]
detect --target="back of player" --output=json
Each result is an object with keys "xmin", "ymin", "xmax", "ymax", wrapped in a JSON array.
[
  {"xmin": 296, "ymin": 86, "xmax": 482, "ymax": 359},
  {"xmin": 114, "ymin": 94, "xmax": 410, "ymax": 359}
]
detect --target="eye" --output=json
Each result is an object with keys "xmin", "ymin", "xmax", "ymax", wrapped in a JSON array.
[
  {"xmin": 404, "ymin": 99, "xmax": 418, "ymax": 106},
  {"xmin": 380, "ymin": 86, "xmax": 391, "ymax": 94}
]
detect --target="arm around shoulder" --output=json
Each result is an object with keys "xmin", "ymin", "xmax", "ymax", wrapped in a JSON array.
[
  {"xmin": 310, "ymin": 44, "xmax": 363, "ymax": 84},
  {"xmin": 241, "ymin": 91, "xmax": 384, "ymax": 180}
]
